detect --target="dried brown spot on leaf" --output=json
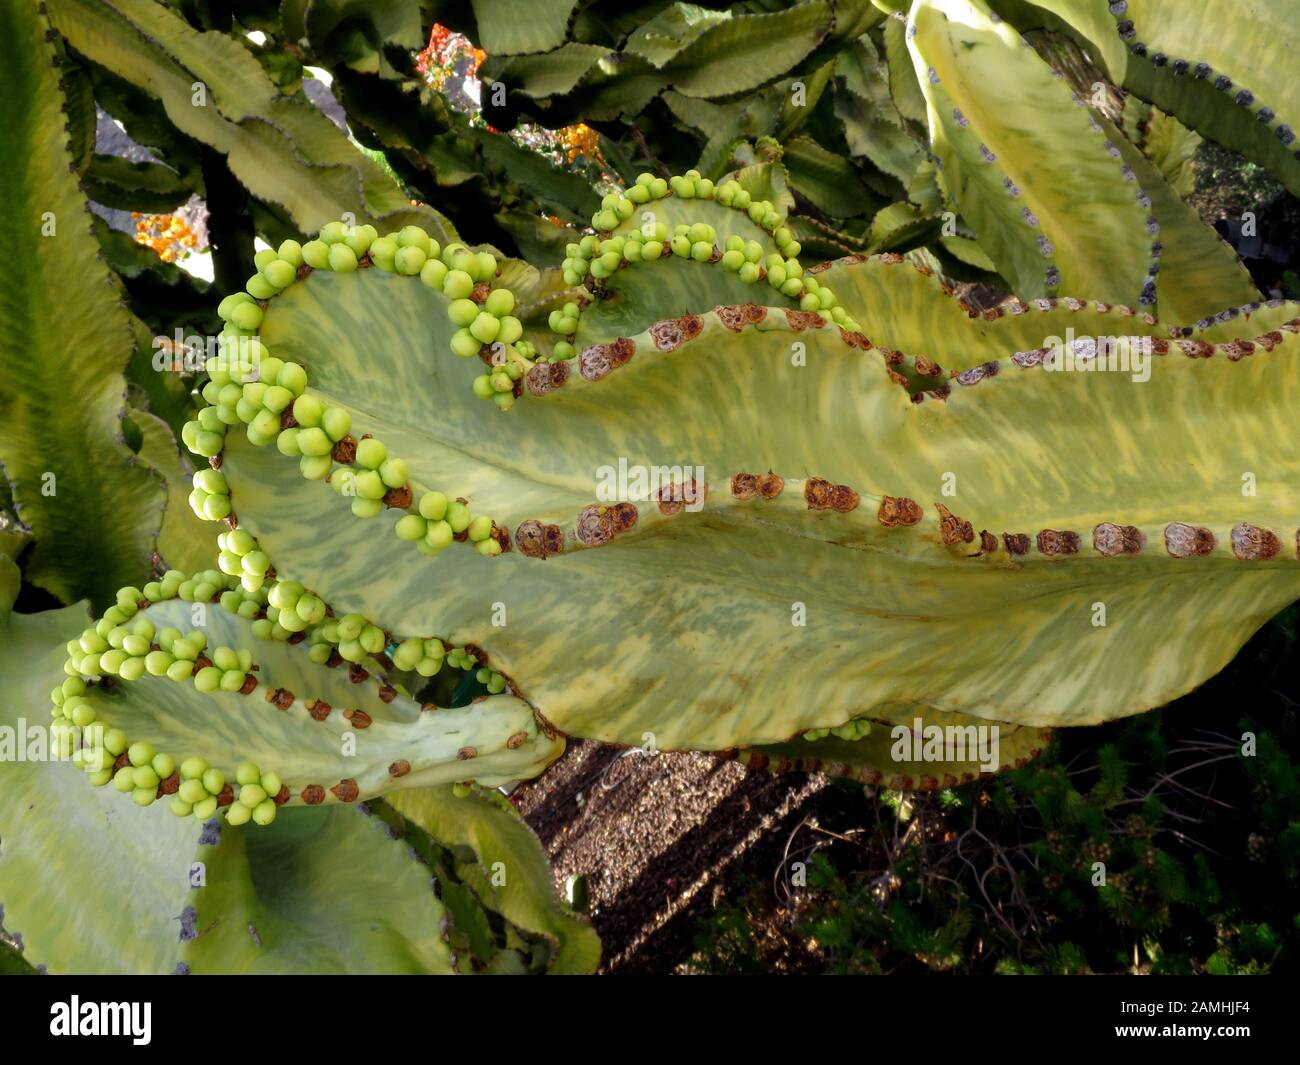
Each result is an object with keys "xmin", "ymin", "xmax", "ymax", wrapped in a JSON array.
[
  {"xmin": 1223, "ymin": 340, "xmax": 1255, "ymax": 361},
  {"xmin": 576, "ymin": 504, "xmax": 616, "ymax": 546},
  {"xmin": 1037, "ymin": 529, "xmax": 1081, "ymax": 555},
  {"xmin": 731, "ymin": 472, "xmax": 759, "ymax": 500},
  {"xmin": 1176, "ymin": 339, "xmax": 1215, "ymax": 358},
  {"xmin": 1093, "ymin": 522, "xmax": 1145, "ymax": 557},
  {"xmin": 331, "ymin": 779, "xmax": 359, "ymax": 802},
  {"xmin": 348, "ymin": 709, "xmax": 373, "ymax": 729},
  {"xmin": 300, "ymin": 784, "xmax": 325, "ymax": 805},
  {"xmin": 649, "ymin": 319, "xmax": 683, "ymax": 352},
  {"xmin": 579, "ymin": 343, "xmax": 614, "ymax": 381},
  {"xmin": 542, "ymin": 523, "xmax": 564, "ymax": 555},
  {"xmin": 878, "ymin": 496, "xmax": 923, "ymax": 527},
  {"xmin": 758, "ymin": 471, "xmax": 784, "ymax": 499},
  {"xmin": 715, "ymin": 304, "xmax": 747, "ymax": 332},
  {"xmin": 979, "ymin": 530, "xmax": 998, "ymax": 553},
  {"xmin": 956, "ymin": 360, "xmax": 1000, "ymax": 386},
  {"xmin": 610, "ymin": 336, "xmax": 636, "ymax": 366},
  {"xmin": 1231, "ymin": 522, "xmax": 1281, "ymax": 560},
  {"xmin": 266, "ymin": 687, "xmax": 294, "ymax": 710},
  {"xmin": 784, "ymin": 309, "xmax": 826, "ymax": 330},
  {"xmin": 879, "ymin": 348, "xmax": 903, "ymax": 366},
  {"xmin": 506, "ymin": 731, "xmax": 528, "ymax": 750},
  {"xmin": 515, "ymin": 519, "xmax": 547, "ymax": 558},
  {"xmin": 936, "ymin": 504, "xmax": 975, "ymax": 545},
  {"xmin": 1012, "ymin": 348, "xmax": 1047, "ymax": 368},
  {"xmin": 804, "ymin": 477, "xmax": 835, "ymax": 510},
  {"xmin": 914, "ymin": 355, "xmax": 942, "ymax": 376},
  {"xmin": 526, "ymin": 360, "xmax": 569, "ymax": 397},
  {"xmin": 1164, "ymin": 522, "xmax": 1216, "ymax": 557},
  {"xmin": 840, "ymin": 330, "xmax": 872, "ymax": 349},
  {"xmin": 679, "ymin": 314, "xmax": 704, "ymax": 341},
  {"xmin": 830, "ymin": 484, "xmax": 860, "ymax": 512},
  {"xmin": 657, "ymin": 479, "xmax": 706, "ymax": 515},
  {"xmin": 457, "ymin": 747, "xmax": 477, "ymax": 761},
  {"xmin": 388, "ymin": 760, "xmax": 411, "ymax": 778},
  {"xmin": 742, "ymin": 304, "xmax": 767, "ymax": 324},
  {"xmin": 610, "ymin": 502, "xmax": 638, "ymax": 532},
  {"xmin": 1003, "ymin": 533, "xmax": 1031, "ymax": 555},
  {"xmin": 307, "ymin": 699, "xmax": 331, "ymax": 722},
  {"xmin": 1256, "ymin": 330, "xmax": 1285, "ymax": 351}
]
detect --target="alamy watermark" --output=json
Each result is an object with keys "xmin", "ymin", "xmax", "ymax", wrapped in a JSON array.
[
  {"xmin": 1043, "ymin": 329, "xmax": 1152, "ymax": 383},
  {"xmin": 595, "ymin": 458, "xmax": 706, "ymax": 512},
  {"xmin": 891, "ymin": 717, "xmax": 1000, "ymax": 774}
]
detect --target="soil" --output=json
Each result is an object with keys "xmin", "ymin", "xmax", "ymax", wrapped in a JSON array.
[{"xmin": 514, "ymin": 740, "xmax": 862, "ymax": 974}]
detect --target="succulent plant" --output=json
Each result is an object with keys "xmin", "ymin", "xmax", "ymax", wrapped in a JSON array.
[{"xmin": 2, "ymin": 0, "xmax": 1298, "ymax": 974}]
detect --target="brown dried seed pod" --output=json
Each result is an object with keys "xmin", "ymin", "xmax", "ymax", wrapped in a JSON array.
[
  {"xmin": 273, "ymin": 785, "xmax": 291, "ymax": 806},
  {"xmin": 879, "ymin": 348, "xmax": 904, "ymax": 366},
  {"xmin": 331, "ymin": 435, "xmax": 357, "ymax": 464},
  {"xmin": 878, "ymin": 496, "xmax": 923, "ymax": 527},
  {"xmin": 1222, "ymin": 340, "xmax": 1255, "ymax": 360},
  {"xmin": 158, "ymin": 773, "xmax": 180, "ymax": 797},
  {"xmin": 715, "ymin": 305, "xmax": 747, "ymax": 332},
  {"xmin": 1093, "ymin": 522, "xmax": 1144, "ymax": 556},
  {"xmin": 388, "ymin": 760, "xmax": 411, "ymax": 778},
  {"xmin": 731, "ymin": 472, "xmax": 759, "ymax": 500},
  {"xmin": 1036, "ymin": 529, "xmax": 1081, "ymax": 555},
  {"xmin": 742, "ymin": 303, "xmax": 767, "ymax": 323},
  {"xmin": 757, "ymin": 471, "xmax": 784, "ymax": 499},
  {"xmin": 348, "ymin": 663, "xmax": 369, "ymax": 684},
  {"xmin": 804, "ymin": 477, "xmax": 835, "ymax": 510},
  {"xmin": 1231, "ymin": 522, "xmax": 1281, "ymax": 560},
  {"xmin": 348, "ymin": 709, "xmax": 372, "ymax": 729},
  {"xmin": 979, "ymin": 530, "xmax": 998, "ymax": 553},
  {"xmin": 287, "ymin": 631, "xmax": 307, "ymax": 645},
  {"xmin": 330, "ymin": 779, "xmax": 359, "ymax": 802},
  {"xmin": 300, "ymin": 784, "xmax": 326, "ymax": 805},
  {"xmin": 839, "ymin": 330, "xmax": 872, "ymax": 350},
  {"xmin": 307, "ymin": 699, "xmax": 331, "ymax": 722},
  {"xmin": 1176, "ymin": 339, "xmax": 1215, "ymax": 358},
  {"xmin": 383, "ymin": 484, "xmax": 413, "ymax": 509},
  {"xmin": 457, "ymin": 746, "xmax": 477, "ymax": 760},
  {"xmin": 936, "ymin": 504, "xmax": 975, "ymax": 545},
  {"xmin": 279, "ymin": 410, "xmax": 298, "ymax": 431},
  {"xmin": 914, "ymin": 355, "xmax": 942, "ymax": 376},
  {"xmin": 1256, "ymin": 330, "xmax": 1284, "ymax": 351},
  {"xmin": 216, "ymin": 783, "xmax": 235, "ymax": 807},
  {"xmin": 1164, "ymin": 522, "xmax": 1216, "ymax": 557},
  {"xmin": 378, "ymin": 684, "xmax": 397, "ymax": 703},
  {"xmin": 1003, "ymin": 533, "xmax": 1031, "ymax": 555},
  {"xmin": 238, "ymin": 673, "xmax": 257, "ymax": 695}
]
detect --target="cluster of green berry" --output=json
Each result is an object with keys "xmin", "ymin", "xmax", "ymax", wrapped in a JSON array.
[
  {"xmin": 52, "ymin": 599, "xmax": 287, "ymax": 825},
  {"xmin": 391, "ymin": 636, "xmax": 447, "ymax": 677},
  {"xmin": 470, "ymin": 339, "xmax": 536, "ymax": 408},
  {"xmin": 301, "ymin": 608, "xmax": 385, "ymax": 665},
  {"xmin": 546, "ymin": 301, "xmax": 583, "ymax": 360},
  {"xmin": 803, "ymin": 718, "xmax": 872, "ymax": 742},
  {"xmin": 182, "ymin": 337, "xmax": 310, "ymax": 459},
  {"xmin": 216, "ymin": 527, "xmax": 272, "ymax": 593},
  {"xmin": 393, "ymin": 490, "xmax": 501, "ymax": 557}
]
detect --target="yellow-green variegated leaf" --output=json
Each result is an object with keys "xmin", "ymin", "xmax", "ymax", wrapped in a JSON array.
[
  {"xmin": 214, "ymin": 264, "xmax": 1300, "ymax": 758},
  {"xmin": 180, "ymin": 806, "xmax": 454, "ymax": 974},
  {"xmin": 907, "ymin": 0, "xmax": 1155, "ymax": 303},
  {"xmin": 1115, "ymin": 0, "xmax": 1300, "ymax": 197},
  {"xmin": 747, "ymin": 707, "xmax": 1051, "ymax": 788},
  {"xmin": 0, "ymin": 0, "xmax": 164, "ymax": 609},
  {"xmin": 388, "ymin": 786, "xmax": 600, "ymax": 974},
  {"xmin": 69, "ymin": 594, "xmax": 562, "ymax": 809}
]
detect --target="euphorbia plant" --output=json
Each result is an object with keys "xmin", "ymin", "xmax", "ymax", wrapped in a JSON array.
[{"xmin": 2, "ymin": 0, "xmax": 1298, "ymax": 974}]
